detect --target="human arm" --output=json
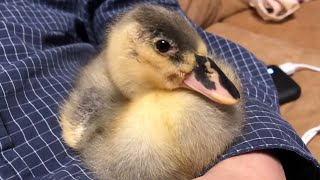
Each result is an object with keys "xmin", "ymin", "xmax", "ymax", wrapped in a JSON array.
[{"xmin": 195, "ymin": 151, "xmax": 286, "ymax": 180}]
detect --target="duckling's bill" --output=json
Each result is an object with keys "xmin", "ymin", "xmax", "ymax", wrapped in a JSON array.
[{"xmin": 183, "ymin": 55, "xmax": 240, "ymax": 105}]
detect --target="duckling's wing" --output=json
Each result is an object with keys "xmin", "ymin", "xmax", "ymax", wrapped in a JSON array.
[{"xmin": 60, "ymin": 56, "xmax": 123, "ymax": 149}]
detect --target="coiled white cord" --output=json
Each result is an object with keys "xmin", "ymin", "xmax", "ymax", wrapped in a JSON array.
[
  {"xmin": 278, "ymin": 62, "xmax": 320, "ymax": 145},
  {"xmin": 279, "ymin": 62, "xmax": 320, "ymax": 75},
  {"xmin": 301, "ymin": 126, "xmax": 320, "ymax": 145}
]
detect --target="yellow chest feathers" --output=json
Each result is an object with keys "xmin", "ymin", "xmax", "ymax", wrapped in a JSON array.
[{"xmin": 112, "ymin": 90, "xmax": 222, "ymax": 146}]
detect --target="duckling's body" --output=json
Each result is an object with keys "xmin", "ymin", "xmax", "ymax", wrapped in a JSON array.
[{"xmin": 60, "ymin": 4, "xmax": 244, "ymax": 180}]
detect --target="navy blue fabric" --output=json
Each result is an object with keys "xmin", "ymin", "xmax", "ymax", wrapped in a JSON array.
[{"xmin": 0, "ymin": 0, "xmax": 319, "ymax": 179}]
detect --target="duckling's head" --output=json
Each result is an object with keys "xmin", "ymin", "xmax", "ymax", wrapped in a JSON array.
[{"xmin": 104, "ymin": 4, "xmax": 240, "ymax": 105}]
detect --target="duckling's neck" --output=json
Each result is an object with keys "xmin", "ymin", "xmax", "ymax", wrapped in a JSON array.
[
  {"xmin": 118, "ymin": 89, "xmax": 192, "ymax": 131},
  {"xmin": 116, "ymin": 84, "xmax": 171, "ymax": 101}
]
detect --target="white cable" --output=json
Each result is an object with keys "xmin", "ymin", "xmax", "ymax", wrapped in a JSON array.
[
  {"xmin": 279, "ymin": 62, "xmax": 320, "ymax": 75},
  {"xmin": 278, "ymin": 62, "xmax": 320, "ymax": 145},
  {"xmin": 301, "ymin": 125, "xmax": 320, "ymax": 145}
]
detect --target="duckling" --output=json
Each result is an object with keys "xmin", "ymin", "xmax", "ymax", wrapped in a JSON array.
[{"xmin": 60, "ymin": 4, "xmax": 245, "ymax": 180}]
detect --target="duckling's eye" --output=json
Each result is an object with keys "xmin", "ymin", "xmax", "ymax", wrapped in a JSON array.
[{"xmin": 155, "ymin": 40, "xmax": 172, "ymax": 53}]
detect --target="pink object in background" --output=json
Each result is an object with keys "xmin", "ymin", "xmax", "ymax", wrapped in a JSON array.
[{"xmin": 248, "ymin": 0, "xmax": 310, "ymax": 21}]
